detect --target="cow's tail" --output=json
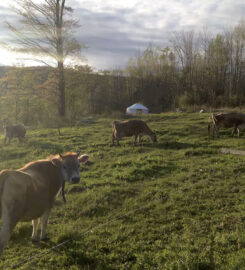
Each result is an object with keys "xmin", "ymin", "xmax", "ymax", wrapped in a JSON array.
[
  {"xmin": 208, "ymin": 115, "xmax": 212, "ymax": 137},
  {"xmin": 0, "ymin": 170, "xmax": 8, "ymax": 214},
  {"xmin": 112, "ymin": 122, "xmax": 116, "ymax": 144}
]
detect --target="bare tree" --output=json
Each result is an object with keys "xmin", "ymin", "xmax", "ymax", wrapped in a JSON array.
[
  {"xmin": 5, "ymin": 0, "xmax": 83, "ymax": 117},
  {"xmin": 170, "ymin": 30, "xmax": 200, "ymax": 94}
]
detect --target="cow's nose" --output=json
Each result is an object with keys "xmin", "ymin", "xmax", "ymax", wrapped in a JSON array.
[{"xmin": 71, "ymin": 177, "xmax": 80, "ymax": 184}]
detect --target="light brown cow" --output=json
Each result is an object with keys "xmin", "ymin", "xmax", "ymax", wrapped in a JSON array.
[
  {"xmin": 0, "ymin": 152, "xmax": 89, "ymax": 255},
  {"xmin": 208, "ymin": 112, "xmax": 245, "ymax": 138},
  {"xmin": 112, "ymin": 119, "xmax": 157, "ymax": 145}
]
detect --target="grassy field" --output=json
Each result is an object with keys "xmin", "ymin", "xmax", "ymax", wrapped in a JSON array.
[{"xmin": 1, "ymin": 113, "xmax": 245, "ymax": 269}]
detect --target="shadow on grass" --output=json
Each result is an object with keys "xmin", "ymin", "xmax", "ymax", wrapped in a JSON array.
[
  {"xmin": 109, "ymin": 140, "xmax": 195, "ymax": 151},
  {"xmin": 86, "ymin": 182, "xmax": 118, "ymax": 190},
  {"xmin": 115, "ymin": 162, "xmax": 177, "ymax": 183},
  {"xmin": 11, "ymin": 224, "xmax": 32, "ymax": 243},
  {"xmin": 11, "ymin": 225, "xmax": 59, "ymax": 247},
  {"xmin": 145, "ymin": 141, "xmax": 194, "ymax": 150},
  {"xmin": 53, "ymin": 232, "xmax": 114, "ymax": 270},
  {"xmin": 82, "ymin": 188, "xmax": 138, "ymax": 217},
  {"xmin": 27, "ymin": 139, "xmax": 63, "ymax": 152},
  {"xmin": 8, "ymin": 230, "xmax": 104, "ymax": 269}
]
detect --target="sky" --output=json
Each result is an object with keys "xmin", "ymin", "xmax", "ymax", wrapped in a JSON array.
[{"xmin": 0, "ymin": 0, "xmax": 244, "ymax": 70}]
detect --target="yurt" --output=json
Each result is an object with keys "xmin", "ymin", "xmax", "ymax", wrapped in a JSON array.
[{"xmin": 126, "ymin": 103, "xmax": 149, "ymax": 115}]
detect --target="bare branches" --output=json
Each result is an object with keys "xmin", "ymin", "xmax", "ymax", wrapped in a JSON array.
[
  {"xmin": 17, "ymin": 57, "xmax": 55, "ymax": 67},
  {"xmin": 6, "ymin": 0, "xmax": 84, "ymax": 117},
  {"xmin": 6, "ymin": 0, "xmax": 83, "ymax": 67}
]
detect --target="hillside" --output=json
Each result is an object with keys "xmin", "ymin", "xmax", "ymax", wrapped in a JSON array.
[{"xmin": 1, "ymin": 113, "xmax": 245, "ymax": 269}]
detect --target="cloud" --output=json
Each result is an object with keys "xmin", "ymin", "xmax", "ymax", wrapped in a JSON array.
[
  {"xmin": 75, "ymin": 0, "xmax": 245, "ymax": 69},
  {"xmin": 0, "ymin": 0, "xmax": 245, "ymax": 69},
  {"xmin": 74, "ymin": 6, "xmax": 170, "ymax": 69}
]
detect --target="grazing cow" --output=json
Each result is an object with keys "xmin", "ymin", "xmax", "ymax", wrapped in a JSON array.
[
  {"xmin": 208, "ymin": 112, "xmax": 245, "ymax": 138},
  {"xmin": 0, "ymin": 152, "xmax": 89, "ymax": 255},
  {"xmin": 112, "ymin": 119, "xmax": 157, "ymax": 145},
  {"xmin": 4, "ymin": 124, "xmax": 26, "ymax": 145}
]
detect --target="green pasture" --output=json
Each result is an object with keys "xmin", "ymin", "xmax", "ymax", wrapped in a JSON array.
[{"xmin": 1, "ymin": 113, "xmax": 245, "ymax": 269}]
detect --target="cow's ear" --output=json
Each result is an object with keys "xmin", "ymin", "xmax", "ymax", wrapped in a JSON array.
[
  {"xmin": 78, "ymin": 154, "xmax": 89, "ymax": 164},
  {"xmin": 51, "ymin": 158, "xmax": 62, "ymax": 167}
]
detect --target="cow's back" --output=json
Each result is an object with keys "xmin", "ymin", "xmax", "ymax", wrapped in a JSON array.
[
  {"xmin": 226, "ymin": 113, "xmax": 245, "ymax": 127},
  {"xmin": 215, "ymin": 113, "xmax": 245, "ymax": 127},
  {"xmin": 6, "ymin": 124, "xmax": 26, "ymax": 138},
  {"xmin": 127, "ymin": 120, "xmax": 150, "ymax": 134},
  {"xmin": 114, "ymin": 119, "xmax": 151, "ymax": 137}
]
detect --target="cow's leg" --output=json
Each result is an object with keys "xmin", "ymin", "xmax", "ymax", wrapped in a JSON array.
[
  {"xmin": 116, "ymin": 136, "xmax": 120, "ymax": 146},
  {"xmin": 4, "ymin": 136, "xmax": 7, "ymax": 145},
  {"xmin": 0, "ymin": 217, "xmax": 13, "ymax": 255},
  {"xmin": 208, "ymin": 124, "xmax": 211, "ymax": 137},
  {"xmin": 212, "ymin": 124, "xmax": 215, "ymax": 138},
  {"xmin": 112, "ymin": 132, "xmax": 115, "ymax": 144},
  {"xmin": 213, "ymin": 124, "xmax": 219, "ymax": 138},
  {"xmin": 0, "ymin": 205, "xmax": 21, "ymax": 255},
  {"xmin": 31, "ymin": 218, "xmax": 40, "ymax": 242},
  {"xmin": 138, "ymin": 134, "xmax": 143, "ymax": 143},
  {"xmin": 238, "ymin": 128, "xmax": 240, "ymax": 137},
  {"xmin": 232, "ymin": 126, "xmax": 238, "ymax": 137},
  {"xmin": 134, "ymin": 135, "xmax": 138, "ymax": 145},
  {"xmin": 40, "ymin": 209, "xmax": 51, "ymax": 241}
]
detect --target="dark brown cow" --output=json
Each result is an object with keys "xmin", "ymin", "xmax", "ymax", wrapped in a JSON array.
[
  {"xmin": 112, "ymin": 119, "xmax": 157, "ymax": 145},
  {"xmin": 208, "ymin": 112, "xmax": 245, "ymax": 138},
  {"xmin": 0, "ymin": 152, "xmax": 89, "ymax": 255},
  {"xmin": 4, "ymin": 124, "xmax": 26, "ymax": 145}
]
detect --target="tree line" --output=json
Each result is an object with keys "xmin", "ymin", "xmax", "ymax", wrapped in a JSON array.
[
  {"xmin": 2, "ymin": 0, "xmax": 245, "ymax": 126},
  {"xmin": 124, "ymin": 21, "xmax": 245, "ymax": 111}
]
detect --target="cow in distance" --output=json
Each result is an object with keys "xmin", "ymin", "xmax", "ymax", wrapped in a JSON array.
[{"xmin": 112, "ymin": 119, "xmax": 157, "ymax": 145}]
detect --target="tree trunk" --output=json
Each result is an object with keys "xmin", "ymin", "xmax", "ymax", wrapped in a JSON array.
[
  {"xmin": 56, "ymin": 0, "xmax": 66, "ymax": 117},
  {"xmin": 15, "ymin": 99, "xmax": 18, "ymax": 123},
  {"xmin": 58, "ymin": 61, "xmax": 65, "ymax": 117}
]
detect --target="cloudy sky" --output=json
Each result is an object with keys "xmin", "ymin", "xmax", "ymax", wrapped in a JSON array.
[{"xmin": 0, "ymin": 0, "xmax": 244, "ymax": 70}]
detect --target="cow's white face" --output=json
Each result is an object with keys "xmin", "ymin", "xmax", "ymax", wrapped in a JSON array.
[{"xmin": 60, "ymin": 153, "xmax": 89, "ymax": 184}]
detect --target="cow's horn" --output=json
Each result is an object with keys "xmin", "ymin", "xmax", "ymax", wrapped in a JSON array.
[
  {"xmin": 77, "ymin": 151, "xmax": 81, "ymax": 157},
  {"xmin": 59, "ymin": 153, "xmax": 64, "ymax": 159}
]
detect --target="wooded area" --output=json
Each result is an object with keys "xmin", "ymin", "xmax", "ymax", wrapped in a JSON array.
[{"xmin": 1, "ymin": 21, "xmax": 245, "ymax": 126}]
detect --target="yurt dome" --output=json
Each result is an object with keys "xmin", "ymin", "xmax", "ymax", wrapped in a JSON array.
[{"xmin": 126, "ymin": 103, "xmax": 149, "ymax": 115}]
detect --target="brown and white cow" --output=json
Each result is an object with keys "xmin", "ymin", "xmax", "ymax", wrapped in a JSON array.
[
  {"xmin": 0, "ymin": 152, "xmax": 89, "ymax": 255},
  {"xmin": 208, "ymin": 112, "xmax": 245, "ymax": 138},
  {"xmin": 112, "ymin": 119, "xmax": 157, "ymax": 145}
]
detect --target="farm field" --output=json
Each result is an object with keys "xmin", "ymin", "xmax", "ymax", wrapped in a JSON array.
[{"xmin": 1, "ymin": 113, "xmax": 245, "ymax": 269}]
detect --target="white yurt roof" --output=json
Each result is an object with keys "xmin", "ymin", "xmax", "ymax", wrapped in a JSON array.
[{"xmin": 127, "ymin": 103, "xmax": 148, "ymax": 110}]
